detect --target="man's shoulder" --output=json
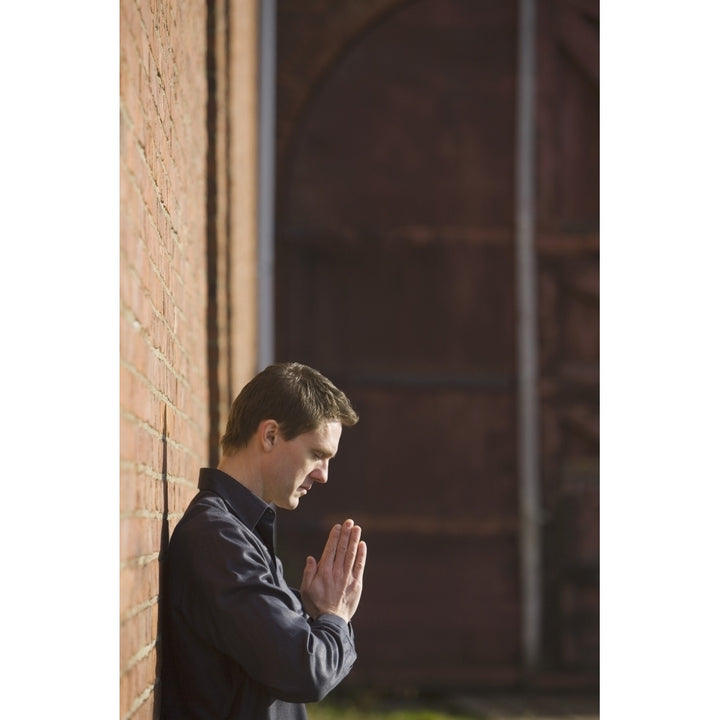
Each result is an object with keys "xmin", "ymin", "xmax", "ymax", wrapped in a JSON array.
[
  {"xmin": 166, "ymin": 492, "xmax": 258, "ymax": 566},
  {"xmin": 176, "ymin": 489, "xmax": 245, "ymax": 534}
]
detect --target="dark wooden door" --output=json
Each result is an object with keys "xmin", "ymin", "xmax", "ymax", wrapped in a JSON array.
[
  {"xmin": 275, "ymin": 0, "xmax": 521, "ymax": 689},
  {"xmin": 274, "ymin": 0, "xmax": 598, "ymax": 691}
]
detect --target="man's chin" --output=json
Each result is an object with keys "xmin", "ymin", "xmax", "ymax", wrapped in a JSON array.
[{"xmin": 277, "ymin": 498, "xmax": 300, "ymax": 511}]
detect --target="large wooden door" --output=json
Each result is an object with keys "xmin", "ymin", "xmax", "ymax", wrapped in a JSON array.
[
  {"xmin": 275, "ymin": 0, "xmax": 520, "ymax": 689},
  {"xmin": 274, "ymin": 0, "xmax": 598, "ymax": 690}
]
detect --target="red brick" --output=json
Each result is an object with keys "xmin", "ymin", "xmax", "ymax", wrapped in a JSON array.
[{"xmin": 120, "ymin": 0, "xmax": 258, "ymax": 714}]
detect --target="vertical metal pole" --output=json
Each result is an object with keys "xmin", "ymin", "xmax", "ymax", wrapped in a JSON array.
[
  {"xmin": 515, "ymin": 0, "xmax": 542, "ymax": 674},
  {"xmin": 257, "ymin": 0, "xmax": 276, "ymax": 371}
]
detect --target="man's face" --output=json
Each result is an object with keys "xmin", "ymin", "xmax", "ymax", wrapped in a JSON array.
[{"xmin": 264, "ymin": 420, "xmax": 342, "ymax": 510}]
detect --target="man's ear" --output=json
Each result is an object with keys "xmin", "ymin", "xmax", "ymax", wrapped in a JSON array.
[{"xmin": 258, "ymin": 419, "xmax": 279, "ymax": 451}]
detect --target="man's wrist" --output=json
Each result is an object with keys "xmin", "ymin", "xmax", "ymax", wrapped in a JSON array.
[
  {"xmin": 316, "ymin": 609, "xmax": 351, "ymax": 624},
  {"xmin": 315, "ymin": 610, "xmax": 352, "ymax": 626}
]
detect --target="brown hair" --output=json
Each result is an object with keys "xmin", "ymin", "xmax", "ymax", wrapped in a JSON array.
[{"xmin": 221, "ymin": 362, "xmax": 359, "ymax": 453}]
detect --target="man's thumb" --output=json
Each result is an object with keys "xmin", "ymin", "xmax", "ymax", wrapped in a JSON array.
[{"xmin": 302, "ymin": 555, "xmax": 316, "ymax": 583}]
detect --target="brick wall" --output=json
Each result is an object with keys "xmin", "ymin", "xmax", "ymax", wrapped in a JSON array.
[
  {"xmin": 120, "ymin": 0, "xmax": 259, "ymax": 715},
  {"xmin": 119, "ymin": 0, "xmax": 209, "ymax": 717}
]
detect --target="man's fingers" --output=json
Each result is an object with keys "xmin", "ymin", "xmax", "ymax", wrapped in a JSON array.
[
  {"xmin": 334, "ymin": 520, "xmax": 355, "ymax": 570},
  {"xmin": 318, "ymin": 523, "xmax": 342, "ymax": 568},
  {"xmin": 352, "ymin": 539, "xmax": 367, "ymax": 581},
  {"xmin": 342, "ymin": 524, "xmax": 362, "ymax": 576}
]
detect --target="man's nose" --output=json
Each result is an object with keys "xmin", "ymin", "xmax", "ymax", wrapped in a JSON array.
[{"xmin": 310, "ymin": 460, "xmax": 329, "ymax": 484}]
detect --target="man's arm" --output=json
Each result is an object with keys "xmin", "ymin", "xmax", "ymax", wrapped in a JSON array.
[{"xmin": 172, "ymin": 516, "xmax": 363, "ymax": 704}]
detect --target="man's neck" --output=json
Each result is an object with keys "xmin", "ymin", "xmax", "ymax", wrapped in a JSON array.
[{"xmin": 217, "ymin": 450, "xmax": 265, "ymax": 502}]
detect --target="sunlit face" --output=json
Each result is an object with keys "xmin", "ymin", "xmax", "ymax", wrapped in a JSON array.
[{"xmin": 263, "ymin": 420, "xmax": 342, "ymax": 510}]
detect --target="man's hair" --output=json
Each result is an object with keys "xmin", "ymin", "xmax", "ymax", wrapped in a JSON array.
[{"xmin": 221, "ymin": 362, "xmax": 359, "ymax": 453}]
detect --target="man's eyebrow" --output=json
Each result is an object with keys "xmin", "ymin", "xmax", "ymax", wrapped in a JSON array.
[{"xmin": 313, "ymin": 447, "xmax": 335, "ymax": 459}]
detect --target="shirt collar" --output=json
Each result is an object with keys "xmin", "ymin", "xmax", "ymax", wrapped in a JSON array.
[{"xmin": 197, "ymin": 467, "xmax": 276, "ymax": 534}]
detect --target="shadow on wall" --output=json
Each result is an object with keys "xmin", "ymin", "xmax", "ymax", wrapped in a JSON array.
[{"xmin": 153, "ymin": 406, "xmax": 170, "ymax": 720}]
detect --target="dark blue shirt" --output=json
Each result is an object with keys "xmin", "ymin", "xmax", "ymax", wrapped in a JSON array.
[{"xmin": 160, "ymin": 468, "xmax": 357, "ymax": 719}]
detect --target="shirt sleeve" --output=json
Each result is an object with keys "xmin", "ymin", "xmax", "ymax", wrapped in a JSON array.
[{"xmin": 172, "ymin": 511, "xmax": 358, "ymax": 703}]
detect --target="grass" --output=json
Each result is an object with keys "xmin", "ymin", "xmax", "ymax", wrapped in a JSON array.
[
  {"xmin": 305, "ymin": 692, "xmax": 600, "ymax": 720},
  {"xmin": 306, "ymin": 698, "xmax": 479, "ymax": 720},
  {"xmin": 307, "ymin": 707, "xmax": 477, "ymax": 720}
]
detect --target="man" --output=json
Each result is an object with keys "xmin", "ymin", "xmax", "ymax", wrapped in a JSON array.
[{"xmin": 160, "ymin": 362, "xmax": 367, "ymax": 719}]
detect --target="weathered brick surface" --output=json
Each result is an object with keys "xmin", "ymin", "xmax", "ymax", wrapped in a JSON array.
[
  {"xmin": 120, "ymin": 1, "xmax": 208, "ymax": 717},
  {"xmin": 120, "ymin": 0, "xmax": 259, "ymax": 715}
]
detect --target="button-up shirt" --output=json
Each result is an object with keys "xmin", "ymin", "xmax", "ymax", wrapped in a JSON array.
[{"xmin": 160, "ymin": 468, "xmax": 357, "ymax": 719}]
